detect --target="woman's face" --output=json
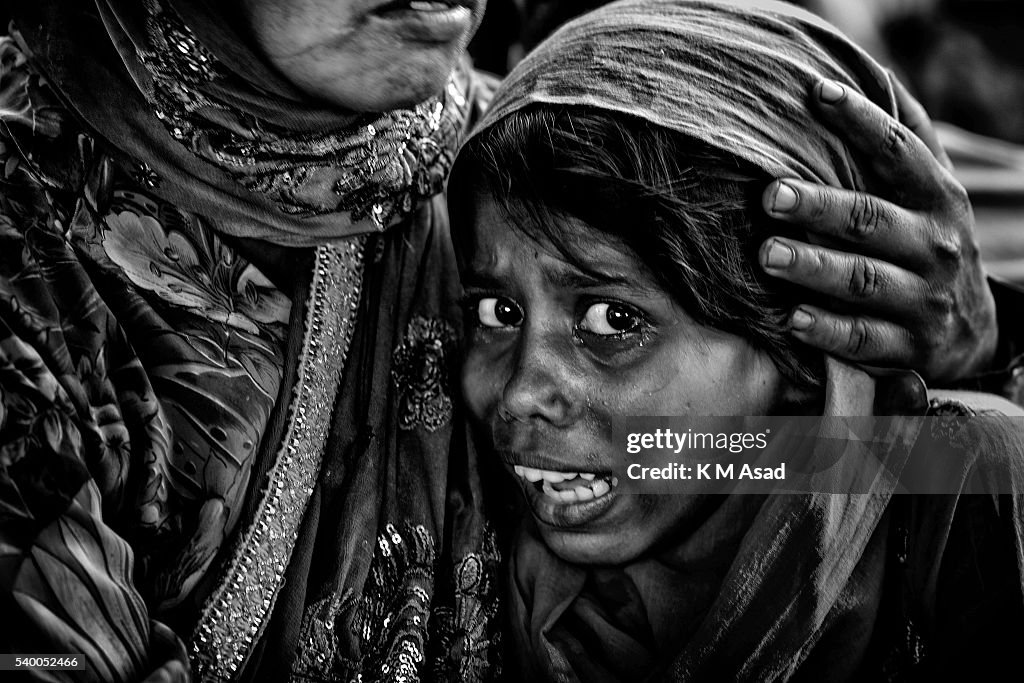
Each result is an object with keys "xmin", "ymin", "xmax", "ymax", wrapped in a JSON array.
[
  {"xmin": 239, "ymin": 0, "xmax": 485, "ymax": 111},
  {"xmin": 459, "ymin": 191, "xmax": 791, "ymax": 565}
]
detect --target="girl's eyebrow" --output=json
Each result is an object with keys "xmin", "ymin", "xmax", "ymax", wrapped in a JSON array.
[
  {"xmin": 460, "ymin": 272, "xmax": 507, "ymax": 290},
  {"xmin": 461, "ymin": 256, "xmax": 656, "ymax": 294},
  {"xmin": 548, "ymin": 268, "xmax": 632, "ymax": 290},
  {"xmin": 547, "ymin": 262, "xmax": 665, "ymax": 294}
]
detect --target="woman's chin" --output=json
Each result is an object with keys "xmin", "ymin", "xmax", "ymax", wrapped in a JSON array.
[{"xmin": 272, "ymin": 46, "xmax": 463, "ymax": 112}]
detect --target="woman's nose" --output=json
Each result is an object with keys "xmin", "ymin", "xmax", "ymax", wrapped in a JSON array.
[{"xmin": 499, "ymin": 330, "xmax": 582, "ymax": 427}]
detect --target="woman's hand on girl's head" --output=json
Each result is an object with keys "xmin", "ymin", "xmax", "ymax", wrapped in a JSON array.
[{"xmin": 759, "ymin": 77, "xmax": 997, "ymax": 384}]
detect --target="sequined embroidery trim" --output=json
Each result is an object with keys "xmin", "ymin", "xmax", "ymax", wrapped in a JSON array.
[
  {"xmin": 429, "ymin": 529, "xmax": 503, "ymax": 682},
  {"xmin": 190, "ymin": 240, "xmax": 366, "ymax": 680},
  {"xmin": 287, "ymin": 524, "xmax": 437, "ymax": 683},
  {"xmin": 286, "ymin": 528, "xmax": 502, "ymax": 682},
  {"xmin": 357, "ymin": 524, "xmax": 437, "ymax": 683},
  {"xmin": 137, "ymin": 0, "xmax": 470, "ymax": 224},
  {"xmin": 392, "ymin": 316, "xmax": 457, "ymax": 432}
]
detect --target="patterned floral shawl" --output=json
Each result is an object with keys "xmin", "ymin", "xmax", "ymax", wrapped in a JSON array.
[
  {"xmin": 1, "ymin": 3, "xmax": 501, "ymax": 681},
  {"xmin": 8, "ymin": 0, "xmax": 469, "ymax": 246}
]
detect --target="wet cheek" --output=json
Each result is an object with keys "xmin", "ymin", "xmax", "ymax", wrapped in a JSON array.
[
  {"xmin": 635, "ymin": 341, "xmax": 772, "ymax": 414},
  {"xmin": 460, "ymin": 349, "xmax": 503, "ymax": 421},
  {"xmin": 617, "ymin": 361, "xmax": 692, "ymax": 414}
]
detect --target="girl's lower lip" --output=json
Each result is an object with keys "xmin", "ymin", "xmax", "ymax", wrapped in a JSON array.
[
  {"xmin": 521, "ymin": 478, "xmax": 618, "ymax": 528},
  {"xmin": 371, "ymin": 5, "xmax": 473, "ymax": 43}
]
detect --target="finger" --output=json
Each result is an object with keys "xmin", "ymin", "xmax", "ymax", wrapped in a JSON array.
[
  {"xmin": 762, "ymin": 179, "xmax": 931, "ymax": 268},
  {"xmin": 812, "ymin": 78, "xmax": 946, "ymax": 204},
  {"xmin": 889, "ymin": 71, "xmax": 954, "ymax": 171},
  {"xmin": 759, "ymin": 237, "xmax": 928, "ymax": 315},
  {"xmin": 786, "ymin": 306, "xmax": 917, "ymax": 366}
]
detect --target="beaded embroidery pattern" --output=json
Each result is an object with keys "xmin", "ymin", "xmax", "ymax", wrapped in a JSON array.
[
  {"xmin": 136, "ymin": 0, "xmax": 469, "ymax": 225},
  {"xmin": 190, "ymin": 240, "xmax": 366, "ymax": 680},
  {"xmin": 289, "ymin": 524, "xmax": 502, "ymax": 682},
  {"xmin": 392, "ymin": 316, "xmax": 458, "ymax": 433},
  {"xmin": 286, "ymin": 524, "xmax": 436, "ymax": 683},
  {"xmin": 428, "ymin": 530, "xmax": 503, "ymax": 682},
  {"xmin": 356, "ymin": 524, "xmax": 436, "ymax": 682}
]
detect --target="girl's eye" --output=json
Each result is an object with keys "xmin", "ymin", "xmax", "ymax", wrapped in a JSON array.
[
  {"xmin": 579, "ymin": 302, "xmax": 640, "ymax": 336},
  {"xmin": 476, "ymin": 297, "xmax": 524, "ymax": 328}
]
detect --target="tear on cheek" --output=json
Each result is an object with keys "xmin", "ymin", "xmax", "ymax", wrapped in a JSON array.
[{"xmin": 461, "ymin": 366, "xmax": 499, "ymax": 417}]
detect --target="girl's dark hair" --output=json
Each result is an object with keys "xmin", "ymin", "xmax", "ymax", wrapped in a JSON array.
[{"xmin": 450, "ymin": 105, "xmax": 824, "ymax": 390}]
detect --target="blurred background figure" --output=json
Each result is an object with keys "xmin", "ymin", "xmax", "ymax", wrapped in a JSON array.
[{"xmin": 878, "ymin": 0, "xmax": 1024, "ymax": 145}]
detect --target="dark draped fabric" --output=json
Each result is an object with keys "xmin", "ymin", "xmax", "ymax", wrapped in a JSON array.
[{"xmin": 1, "ymin": 2, "xmax": 502, "ymax": 680}]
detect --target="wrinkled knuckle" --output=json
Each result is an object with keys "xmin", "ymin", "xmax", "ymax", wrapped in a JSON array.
[
  {"xmin": 809, "ymin": 248, "xmax": 830, "ymax": 277},
  {"xmin": 882, "ymin": 117, "xmax": 910, "ymax": 161},
  {"xmin": 847, "ymin": 195, "xmax": 882, "ymax": 239},
  {"xmin": 821, "ymin": 319, "xmax": 846, "ymax": 352},
  {"xmin": 847, "ymin": 258, "xmax": 881, "ymax": 299},
  {"xmin": 924, "ymin": 287, "xmax": 957, "ymax": 320},
  {"xmin": 846, "ymin": 319, "xmax": 872, "ymax": 356},
  {"xmin": 921, "ymin": 284, "xmax": 958, "ymax": 327},
  {"xmin": 931, "ymin": 232, "xmax": 963, "ymax": 263}
]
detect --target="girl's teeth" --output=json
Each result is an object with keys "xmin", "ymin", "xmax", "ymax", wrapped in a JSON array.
[
  {"xmin": 517, "ymin": 467, "xmax": 614, "ymax": 504},
  {"xmin": 513, "ymin": 467, "xmax": 584, "ymax": 484},
  {"xmin": 556, "ymin": 488, "xmax": 580, "ymax": 503},
  {"xmin": 522, "ymin": 467, "xmax": 543, "ymax": 482}
]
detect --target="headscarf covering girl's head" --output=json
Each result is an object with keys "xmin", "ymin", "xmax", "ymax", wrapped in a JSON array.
[
  {"xmin": 453, "ymin": 0, "xmax": 902, "ymax": 391},
  {"xmin": 8, "ymin": 0, "xmax": 472, "ymax": 246},
  {"xmin": 469, "ymin": 0, "xmax": 897, "ymax": 190}
]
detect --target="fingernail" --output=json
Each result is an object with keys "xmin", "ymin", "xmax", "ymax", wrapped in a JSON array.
[
  {"xmin": 791, "ymin": 308, "xmax": 814, "ymax": 331},
  {"xmin": 818, "ymin": 79, "xmax": 847, "ymax": 104},
  {"xmin": 772, "ymin": 182, "xmax": 799, "ymax": 213},
  {"xmin": 764, "ymin": 240, "xmax": 795, "ymax": 269}
]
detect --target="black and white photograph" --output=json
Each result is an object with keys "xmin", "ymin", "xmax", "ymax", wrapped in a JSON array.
[{"xmin": 3, "ymin": 0, "xmax": 1024, "ymax": 680}]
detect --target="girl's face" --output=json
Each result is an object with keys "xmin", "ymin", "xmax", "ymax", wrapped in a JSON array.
[{"xmin": 459, "ymin": 191, "xmax": 791, "ymax": 565}]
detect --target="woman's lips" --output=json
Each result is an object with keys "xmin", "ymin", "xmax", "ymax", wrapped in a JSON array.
[
  {"xmin": 513, "ymin": 465, "xmax": 619, "ymax": 528},
  {"xmin": 371, "ymin": 0, "xmax": 474, "ymax": 43}
]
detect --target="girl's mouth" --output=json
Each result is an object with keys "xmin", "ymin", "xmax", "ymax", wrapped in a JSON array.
[
  {"xmin": 513, "ymin": 466, "xmax": 616, "ymax": 503},
  {"xmin": 513, "ymin": 466, "xmax": 620, "ymax": 528}
]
